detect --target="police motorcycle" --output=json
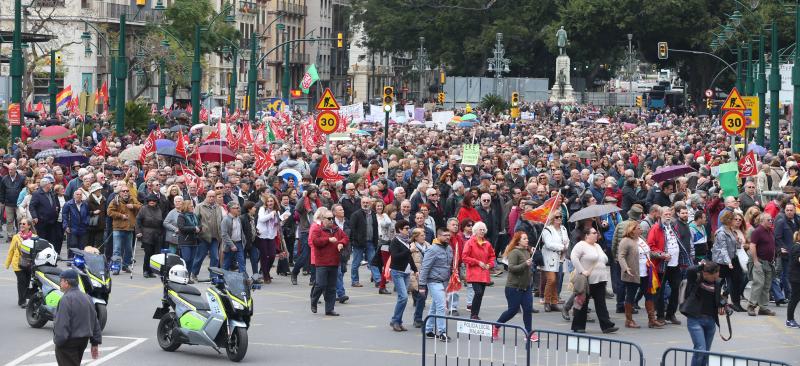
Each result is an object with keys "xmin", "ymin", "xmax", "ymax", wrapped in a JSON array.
[
  {"xmin": 22, "ymin": 238, "xmax": 110, "ymax": 330},
  {"xmin": 151, "ymin": 253, "xmax": 252, "ymax": 362},
  {"xmin": 69, "ymin": 248, "xmax": 113, "ymax": 330}
]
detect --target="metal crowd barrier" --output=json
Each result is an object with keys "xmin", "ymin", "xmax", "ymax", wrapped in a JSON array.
[
  {"xmin": 529, "ymin": 329, "xmax": 645, "ymax": 366},
  {"xmin": 660, "ymin": 347, "xmax": 791, "ymax": 366},
  {"xmin": 421, "ymin": 315, "xmax": 531, "ymax": 365}
]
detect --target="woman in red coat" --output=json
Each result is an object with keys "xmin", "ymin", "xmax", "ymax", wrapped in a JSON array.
[
  {"xmin": 309, "ymin": 207, "xmax": 349, "ymax": 316},
  {"xmin": 461, "ymin": 221, "xmax": 495, "ymax": 320},
  {"xmin": 457, "ymin": 191, "xmax": 482, "ymax": 224}
]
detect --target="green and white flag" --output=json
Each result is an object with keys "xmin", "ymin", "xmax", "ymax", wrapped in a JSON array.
[{"xmin": 300, "ymin": 64, "xmax": 319, "ymax": 94}]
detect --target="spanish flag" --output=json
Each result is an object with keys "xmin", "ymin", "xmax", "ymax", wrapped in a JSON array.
[{"xmin": 56, "ymin": 85, "xmax": 73, "ymax": 108}]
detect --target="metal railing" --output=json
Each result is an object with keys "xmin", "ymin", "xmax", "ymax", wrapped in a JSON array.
[
  {"xmin": 660, "ymin": 347, "xmax": 791, "ymax": 366},
  {"xmin": 421, "ymin": 315, "xmax": 531, "ymax": 366},
  {"xmin": 277, "ymin": 1, "xmax": 307, "ymax": 16},
  {"xmin": 530, "ymin": 329, "xmax": 645, "ymax": 366},
  {"xmin": 93, "ymin": 2, "xmax": 164, "ymax": 24}
]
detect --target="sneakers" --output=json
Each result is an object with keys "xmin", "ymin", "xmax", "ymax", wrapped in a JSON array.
[
  {"xmin": 747, "ymin": 305, "xmax": 757, "ymax": 316},
  {"xmin": 758, "ymin": 307, "xmax": 776, "ymax": 316},
  {"xmin": 529, "ymin": 333, "xmax": 539, "ymax": 342},
  {"xmin": 426, "ymin": 331, "xmax": 436, "ymax": 338},
  {"xmin": 786, "ymin": 320, "xmax": 800, "ymax": 329},
  {"xmin": 337, "ymin": 296, "xmax": 349, "ymax": 304},
  {"xmin": 492, "ymin": 325, "xmax": 500, "ymax": 341},
  {"xmin": 436, "ymin": 333, "xmax": 451, "ymax": 342},
  {"xmin": 378, "ymin": 288, "xmax": 391, "ymax": 295},
  {"xmin": 352, "ymin": 283, "xmax": 364, "ymax": 288}
]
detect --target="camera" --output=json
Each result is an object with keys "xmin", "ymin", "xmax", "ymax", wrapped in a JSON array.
[{"xmin": 723, "ymin": 303, "xmax": 734, "ymax": 317}]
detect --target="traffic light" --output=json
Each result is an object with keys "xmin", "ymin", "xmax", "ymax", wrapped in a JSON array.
[
  {"xmin": 437, "ymin": 92, "xmax": 445, "ymax": 105},
  {"xmin": 511, "ymin": 92, "xmax": 519, "ymax": 107},
  {"xmin": 382, "ymin": 86, "xmax": 394, "ymax": 111},
  {"xmin": 706, "ymin": 98, "xmax": 713, "ymax": 110},
  {"xmin": 55, "ymin": 53, "xmax": 62, "ymax": 65},
  {"xmin": 136, "ymin": 0, "xmax": 146, "ymax": 7},
  {"xmin": 440, "ymin": 70, "xmax": 446, "ymax": 85},
  {"xmin": 658, "ymin": 42, "xmax": 668, "ymax": 60},
  {"xmin": 337, "ymin": 33, "xmax": 343, "ymax": 48},
  {"xmin": 635, "ymin": 95, "xmax": 642, "ymax": 107}
]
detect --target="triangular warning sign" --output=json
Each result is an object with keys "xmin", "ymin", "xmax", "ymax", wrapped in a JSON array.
[
  {"xmin": 315, "ymin": 88, "xmax": 340, "ymax": 110},
  {"xmin": 721, "ymin": 87, "xmax": 746, "ymax": 110}
]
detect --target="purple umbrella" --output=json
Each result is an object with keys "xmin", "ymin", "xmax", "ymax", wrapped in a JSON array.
[
  {"xmin": 30, "ymin": 140, "xmax": 59, "ymax": 151},
  {"xmin": 652, "ymin": 164, "xmax": 696, "ymax": 183},
  {"xmin": 747, "ymin": 143, "xmax": 768, "ymax": 156},
  {"xmin": 54, "ymin": 152, "xmax": 89, "ymax": 166},
  {"xmin": 155, "ymin": 139, "xmax": 176, "ymax": 150}
]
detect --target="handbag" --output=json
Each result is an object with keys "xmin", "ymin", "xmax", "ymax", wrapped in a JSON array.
[
  {"xmin": 735, "ymin": 247, "xmax": 749, "ymax": 272},
  {"xmin": 569, "ymin": 244, "xmax": 602, "ymax": 295}
]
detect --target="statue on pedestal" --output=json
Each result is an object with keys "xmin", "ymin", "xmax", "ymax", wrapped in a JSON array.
[{"xmin": 556, "ymin": 26, "xmax": 568, "ymax": 55}]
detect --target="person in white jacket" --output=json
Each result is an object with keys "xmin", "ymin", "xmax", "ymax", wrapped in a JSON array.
[{"xmin": 541, "ymin": 212, "xmax": 569, "ymax": 312}]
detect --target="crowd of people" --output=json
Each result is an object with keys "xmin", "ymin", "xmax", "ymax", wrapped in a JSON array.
[{"xmin": 3, "ymin": 100, "xmax": 800, "ymax": 362}]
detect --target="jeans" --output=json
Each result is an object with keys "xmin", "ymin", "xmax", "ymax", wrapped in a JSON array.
[
  {"xmin": 179, "ymin": 245, "xmax": 197, "ymax": 273},
  {"xmin": 413, "ymin": 289, "xmax": 427, "ymax": 323},
  {"xmin": 336, "ymin": 266, "xmax": 346, "ymax": 298},
  {"xmin": 657, "ymin": 266, "xmax": 681, "ymax": 318},
  {"xmin": 572, "ymin": 281, "xmax": 615, "ymax": 332},
  {"xmin": 611, "ymin": 262, "xmax": 624, "ymax": 310},
  {"xmin": 771, "ymin": 257, "xmax": 790, "ymax": 301},
  {"xmin": 291, "ymin": 231, "xmax": 310, "ymax": 277},
  {"xmin": 351, "ymin": 242, "xmax": 380, "ymax": 285},
  {"xmin": 686, "ymin": 315, "xmax": 716, "ymax": 366},
  {"xmin": 788, "ymin": 281, "xmax": 800, "ymax": 322},
  {"xmin": 193, "ymin": 238, "xmax": 219, "ymax": 277},
  {"xmin": 223, "ymin": 241, "xmax": 246, "ymax": 273},
  {"xmin": 390, "ymin": 270, "xmax": 410, "ymax": 325},
  {"xmin": 496, "ymin": 286, "xmax": 533, "ymax": 333},
  {"xmin": 310, "ymin": 266, "xmax": 338, "ymax": 313},
  {"xmin": 425, "ymin": 282, "xmax": 448, "ymax": 334},
  {"xmin": 112, "ymin": 230, "xmax": 134, "ymax": 268},
  {"xmin": 624, "ymin": 280, "xmax": 655, "ymax": 304},
  {"xmin": 247, "ymin": 244, "xmax": 260, "ymax": 275}
]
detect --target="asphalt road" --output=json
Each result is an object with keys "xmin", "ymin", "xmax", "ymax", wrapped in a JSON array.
[{"xmin": 1, "ymin": 241, "xmax": 797, "ymax": 366}]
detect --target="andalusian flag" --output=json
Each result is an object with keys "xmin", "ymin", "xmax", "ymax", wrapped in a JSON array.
[
  {"xmin": 299, "ymin": 64, "xmax": 319, "ymax": 94},
  {"xmin": 56, "ymin": 85, "xmax": 73, "ymax": 108},
  {"xmin": 718, "ymin": 162, "xmax": 739, "ymax": 198}
]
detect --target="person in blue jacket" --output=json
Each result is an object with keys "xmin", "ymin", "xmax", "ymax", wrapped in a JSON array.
[{"xmin": 62, "ymin": 189, "xmax": 90, "ymax": 258}]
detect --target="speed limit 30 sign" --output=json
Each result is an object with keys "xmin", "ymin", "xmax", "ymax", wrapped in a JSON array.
[
  {"xmin": 316, "ymin": 111, "xmax": 340, "ymax": 134},
  {"xmin": 721, "ymin": 110, "xmax": 746, "ymax": 135}
]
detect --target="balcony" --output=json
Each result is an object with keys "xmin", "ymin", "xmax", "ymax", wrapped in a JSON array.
[
  {"xmin": 265, "ymin": 52, "xmax": 309, "ymax": 65},
  {"xmin": 277, "ymin": 1, "xmax": 307, "ymax": 16},
  {"xmin": 239, "ymin": 0, "xmax": 258, "ymax": 14},
  {"xmin": 92, "ymin": 2, "xmax": 164, "ymax": 25}
]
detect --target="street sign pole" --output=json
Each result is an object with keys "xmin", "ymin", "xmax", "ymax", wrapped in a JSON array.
[{"xmin": 10, "ymin": 0, "xmax": 23, "ymax": 141}]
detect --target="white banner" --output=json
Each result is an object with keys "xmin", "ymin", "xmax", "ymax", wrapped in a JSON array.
[
  {"xmin": 339, "ymin": 103, "xmax": 365, "ymax": 124},
  {"xmin": 431, "ymin": 111, "xmax": 454, "ymax": 125},
  {"xmin": 404, "ymin": 104, "xmax": 415, "ymax": 120}
]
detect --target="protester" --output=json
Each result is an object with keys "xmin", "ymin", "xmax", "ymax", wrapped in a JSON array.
[
  {"xmin": 193, "ymin": 190, "xmax": 223, "ymax": 281},
  {"xmin": 747, "ymin": 213, "xmax": 778, "ymax": 316},
  {"xmin": 221, "ymin": 202, "xmax": 246, "ymax": 273},
  {"xmin": 541, "ymin": 212, "xmax": 568, "ymax": 312},
  {"xmin": 135, "ymin": 194, "xmax": 164, "ymax": 278},
  {"xmin": 787, "ymin": 231, "xmax": 800, "ymax": 328},
  {"xmin": 570, "ymin": 227, "xmax": 617, "ymax": 334},
  {"xmin": 256, "ymin": 193, "xmax": 282, "ymax": 283},
  {"xmin": 711, "ymin": 211, "xmax": 745, "ymax": 312},
  {"xmin": 680, "ymin": 261, "xmax": 725, "ymax": 366},
  {"xmin": 492, "ymin": 232, "xmax": 538, "ymax": 342},
  {"xmin": 419, "ymin": 228, "xmax": 454, "ymax": 341},
  {"xmin": 107, "ymin": 183, "xmax": 140, "ymax": 274},
  {"xmin": 410, "ymin": 227, "xmax": 430, "ymax": 328},
  {"xmin": 0, "ymin": 163, "xmax": 26, "ymax": 237},
  {"xmin": 389, "ymin": 219, "xmax": 417, "ymax": 331},
  {"xmin": 86, "ymin": 183, "xmax": 107, "ymax": 249},
  {"xmin": 4, "ymin": 218, "xmax": 34, "ymax": 307},
  {"xmin": 176, "ymin": 200, "xmax": 200, "ymax": 282},
  {"xmin": 62, "ymin": 190, "xmax": 90, "ymax": 258},
  {"xmin": 462, "ymin": 221, "xmax": 495, "ymax": 320}
]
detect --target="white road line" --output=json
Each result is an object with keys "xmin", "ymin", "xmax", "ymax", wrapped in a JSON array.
[
  {"xmin": 85, "ymin": 337, "xmax": 147, "ymax": 365},
  {"xmin": 4, "ymin": 341, "xmax": 54, "ymax": 366},
  {"xmin": 35, "ymin": 347, "xmax": 117, "ymax": 357}
]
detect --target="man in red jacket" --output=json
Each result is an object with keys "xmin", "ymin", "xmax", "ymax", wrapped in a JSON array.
[{"xmin": 310, "ymin": 207, "xmax": 349, "ymax": 316}]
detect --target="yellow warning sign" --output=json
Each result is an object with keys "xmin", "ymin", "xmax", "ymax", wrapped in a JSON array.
[
  {"xmin": 315, "ymin": 88, "xmax": 340, "ymax": 110},
  {"xmin": 742, "ymin": 96, "xmax": 759, "ymax": 129},
  {"xmin": 720, "ymin": 87, "xmax": 746, "ymax": 110}
]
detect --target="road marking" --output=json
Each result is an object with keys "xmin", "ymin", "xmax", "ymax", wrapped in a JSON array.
[
  {"xmin": 249, "ymin": 341, "xmax": 421, "ymax": 356},
  {"xmin": 85, "ymin": 336, "xmax": 147, "ymax": 366},
  {"xmin": 35, "ymin": 347, "xmax": 117, "ymax": 357},
  {"xmin": 4, "ymin": 341, "xmax": 53, "ymax": 366}
]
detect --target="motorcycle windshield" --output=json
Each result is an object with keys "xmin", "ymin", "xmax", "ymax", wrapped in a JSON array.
[
  {"xmin": 82, "ymin": 254, "xmax": 107, "ymax": 277},
  {"xmin": 222, "ymin": 270, "xmax": 248, "ymax": 298}
]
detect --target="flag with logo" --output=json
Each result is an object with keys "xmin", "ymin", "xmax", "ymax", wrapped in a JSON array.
[
  {"xmin": 300, "ymin": 64, "xmax": 319, "ymax": 94},
  {"xmin": 92, "ymin": 138, "xmax": 109, "ymax": 157},
  {"xmin": 226, "ymin": 123, "xmax": 239, "ymax": 151},
  {"xmin": 199, "ymin": 107, "xmax": 209, "ymax": 122},
  {"xmin": 139, "ymin": 130, "xmax": 158, "ymax": 162},
  {"xmin": 253, "ymin": 145, "xmax": 275, "ymax": 175},
  {"xmin": 316, "ymin": 155, "xmax": 345, "ymax": 183},
  {"xmin": 239, "ymin": 123, "xmax": 254, "ymax": 146},
  {"xmin": 738, "ymin": 151, "xmax": 758, "ymax": 177},
  {"xmin": 175, "ymin": 130, "xmax": 188, "ymax": 159}
]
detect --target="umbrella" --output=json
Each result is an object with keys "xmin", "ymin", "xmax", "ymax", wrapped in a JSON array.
[
  {"xmin": 747, "ymin": 143, "xmax": 768, "ymax": 156},
  {"xmin": 650, "ymin": 130, "xmax": 672, "ymax": 138},
  {"xmin": 461, "ymin": 113, "xmax": 478, "ymax": 121},
  {"xmin": 450, "ymin": 116, "xmax": 462, "ymax": 123},
  {"xmin": 35, "ymin": 148, "xmax": 69, "ymax": 159},
  {"xmin": 349, "ymin": 129, "xmax": 370, "ymax": 136},
  {"xmin": 329, "ymin": 133, "xmax": 352, "ymax": 141},
  {"xmin": 190, "ymin": 123, "xmax": 209, "ymax": 131},
  {"xmin": 278, "ymin": 168, "xmax": 303, "ymax": 184},
  {"xmin": 568, "ymin": 204, "xmax": 621, "ymax": 223},
  {"xmin": 197, "ymin": 145, "xmax": 236, "ymax": 163},
  {"xmin": 118, "ymin": 145, "xmax": 144, "ymax": 162},
  {"xmin": 54, "ymin": 152, "xmax": 88, "ymax": 166},
  {"xmin": 201, "ymin": 139, "xmax": 228, "ymax": 146},
  {"xmin": 623, "ymin": 122, "xmax": 637, "ymax": 130},
  {"xmin": 30, "ymin": 140, "xmax": 58, "ymax": 151},
  {"xmin": 594, "ymin": 117, "xmax": 610, "ymax": 124},
  {"xmin": 169, "ymin": 125, "xmax": 189, "ymax": 132},
  {"xmin": 408, "ymin": 121, "xmax": 424, "ymax": 126},
  {"xmin": 155, "ymin": 139, "xmax": 176, "ymax": 150},
  {"xmin": 575, "ymin": 151, "xmax": 595, "ymax": 159},
  {"xmin": 156, "ymin": 146, "xmax": 184, "ymax": 159},
  {"xmin": 457, "ymin": 121, "xmax": 475, "ymax": 128},
  {"xmin": 576, "ymin": 117, "xmax": 591, "ymax": 123},
  {"xmin": 652, "ymin": 164, "xmax": 696, "ymax": 183},
  {"xmin": 39, "ymin": 125, "xmax": 71, "ymax": 140}
]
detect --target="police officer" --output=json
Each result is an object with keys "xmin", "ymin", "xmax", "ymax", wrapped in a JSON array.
[{"xmin": 53, "ymin": 269, "xmax": 102, "ymax": 366}]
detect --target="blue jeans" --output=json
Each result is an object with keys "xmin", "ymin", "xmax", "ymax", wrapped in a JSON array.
[
  {"xmin": 414, "ymin": 289, "xmax": 427, "ymax": 323},
  {"xmin": 687, "ymin": 315, "xmax": 716, "ymax": 366},
  {"xmin": 390, "ymin": 270, "xmax": 410, "ymax": 325},
  {"xmin": 192, "ymin": 238, "xmax": 219, "ymax": 277},
  {"xmin": 247, "ymin": 245, "xmax": 260, "ymax": 275},
  {"xmin": 336, "ymin": 266, "xmax": 346, "ymax": 298},
  {"xmin": 223, "ymin": 241, "xmax": 246, "ymax": 273},
  {"xmin": 112, "ymin": 230, "xmax": 134, "ymax": 268},
  {"xmin": 771, "ymin": 257, "xmax": 790, "ymax": 301},
  {"xmin": 351, "ymin": 242, "xmax": 380, "ymax": 285},
  {"xmin": 291, "ymin": 231, "xmax": 310, "ymax": 277},
  {"xmin": 179, "ymin": 245, "xmax": 197, "ymax": 272},
  {"xmin": 425, "ymin": 282, "xmax": 447, "ymax": 334},
  {"xmin": 497, "ymin": 286, "xmax": 533, "ymax": 333}
]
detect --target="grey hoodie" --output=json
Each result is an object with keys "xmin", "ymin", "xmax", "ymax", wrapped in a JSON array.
[{"xmin": 418, "ymin": 240, "xmax": 453, "ymax": 287}]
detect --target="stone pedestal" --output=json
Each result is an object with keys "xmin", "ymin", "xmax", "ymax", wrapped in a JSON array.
[{"xmin": 549, "ymin": 54, "xmax": 575, "ymax": 103}]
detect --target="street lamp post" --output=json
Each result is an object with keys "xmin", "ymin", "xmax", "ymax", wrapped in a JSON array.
[
  {"xmin": 281, "ymin": 26, "xmax": 290, "ymax": 107},
  {"xmin": 158, "ymin": 59, "xmax": 166, "ymax": 110},
  {"xmin": 246, "ymin": 12, "xmax": 286, "ymax": 121},
  {"xmin": 793, "ymin": 4, "xmax": 800, "ymax": 153},
  {"xmin": 49, "ymin": 51, "xmax": 57, "ymax": 118},
  {"xmin": 486, "ymin": 32, "xmax": 510, "ymax": 95},
  {"xmin": 736, "ymin": 46, "xmax": 743, "ymax": 91},
  {"xmin": 10, "ymin": 0, "xmax": 23, "ymax": 140},
  {"xmin": 745, "ymin": 42, "xmax": 753, "ymax": 95},
  {"xmin": 628, "ymin": 34, "xmax": 634, "ymax": 107},
  {"xmin": 116, "ymin": 14, "xmax": 127, "ymax": 135},
  {"xmin": 769, "ymin": 20, "xmax": 780, "ymax": 153},
  {"xmin": 411, "ymin": 37, "xmax": 430, "ymax": 102},
  {"xmin": 756, "ymin": 33, "xmax": 767, "ymax": 146}
]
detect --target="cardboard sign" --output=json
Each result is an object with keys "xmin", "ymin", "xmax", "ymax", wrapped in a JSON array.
[{"xmin": 461, "ymin": 144, "xmax": 480, "ymax": 166}]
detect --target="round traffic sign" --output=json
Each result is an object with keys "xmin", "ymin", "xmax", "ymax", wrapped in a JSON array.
[
  {"xmin": 705, "ymin": 89, "xmax": 714, "ymax": 98},
  {"xmin": 721, "ymin": 110, "xmax": 745, "ymax": 135},
  {"xmin": 316, "ymin": 111, "xmax": 339, "ymax": 134}
]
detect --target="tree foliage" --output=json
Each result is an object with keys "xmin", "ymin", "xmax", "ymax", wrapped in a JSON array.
[{"xmin": 124, "ymin": 100, "xmax": 152, "ymax": 133}]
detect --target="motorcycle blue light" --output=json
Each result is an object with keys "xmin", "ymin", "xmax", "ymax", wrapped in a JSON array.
[
  {"xmin": 110, "ymin": 262, "xmax": 121, "ymax": 271},
  {"xmin": 73, "ymin": 256, "xmax": 85, "ymax": 268}
]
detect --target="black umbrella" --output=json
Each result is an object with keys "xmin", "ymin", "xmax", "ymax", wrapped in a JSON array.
[
  {"xmin": 169, "ymin": 125, "xmax": 189, "ymax": 132},
  {"xmin": 54, "ymin": 152, "xmax": 88, "ymax": 166}
]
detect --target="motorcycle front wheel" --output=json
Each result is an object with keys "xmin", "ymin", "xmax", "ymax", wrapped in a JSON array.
[
  {"xmin": 225, "ymin": 327, "xmax": 248, "ymax": 362},
  {"xmin": 96, "ymin": 304, "xmax": 108, "ymax": 331},
  {"xmin": 156, "ymin": 313, "xmax": 181, "ymax": 352},
  {"xmin": 25, "ymin": 293, "xmax": 47, "ymax": 328}
]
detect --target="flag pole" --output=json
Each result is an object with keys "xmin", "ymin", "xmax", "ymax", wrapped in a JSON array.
[{"xmin": 532, "ymin": 190, "xmax": 562, "ymax": 254}]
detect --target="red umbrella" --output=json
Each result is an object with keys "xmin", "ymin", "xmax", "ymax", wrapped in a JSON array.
[
  {"xmin": 197, "ymin": 145, "xmax": 236, "ymax": 163},
  {"xmin": 39, "ymin": 125, "xmax": 71, "ymax": 140}
]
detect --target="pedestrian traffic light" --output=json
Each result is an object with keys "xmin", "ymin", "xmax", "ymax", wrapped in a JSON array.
[
  {"xmin": 658, "ymin": 42, "xmax": 668, "ymax": 60},
  {"xmin": 337, "ymin": 33, "xmax": 343, "ymax": 48},
  {"xmin": 635, "ymin": 95, "xmax": 642, "ymax": 107},
  {"xmin": 437, "ymin": 92, "xmax": 445, "ymax": 104},
  {"xmin": 706, "ymin": 98, "xmax": 713, "ymax": 110},
  {"xmin": 382, "ymin": 86, "xmax": 394, "ymax": 111},
  {"xmin": 511, "ymin": 92, "xmax": 519, "ymax": 107}
]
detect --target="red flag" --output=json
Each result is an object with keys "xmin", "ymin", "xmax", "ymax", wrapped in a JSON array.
[
  {"xmin": 239, "ymin": 123, "xmax": 254, "ymax": 146},
  {"xmin": 35, "ymin": 101, "xmax": 44, "ymax": 112},
  {"xmin": 186, "ymin": 104, "xmax": 193, "ymax": 115},
  {"xmin": 316, "ymin": 155, "xmax": 345, "ymax": 183},
  {"xmin": 270, "ymin": 119, "xmax": 286, "ymax": 140},
  {"xmin": 139, "ymin": 130, "xmax": 158, "ymax": 162},
  {"xmin": 192, "ymin": 148, "xmax": 203, "ymax": 175},
  {"xmin": 92, "ymin": 138, "xmax": 109, "ymax": 157},
  {"xmin": 26, "ymin": 101, "xmax": 33, "ymax": 112},
  {"xmin": 226, "ymin": 123, "xmax": 239, "ymax": 151},
  {"xmin": 522, "ymin": 196, "xmax": 560, "ymax": 223},
  {"xmin": 99, "ymin": 81, "xmax": 108, "ymax": 103},
  {"xmin": 738, "ymin": 150, "xmax": 758, "ymax": 177},
  {"xmin": 252, "ymin": 145, "xmax": 275, "ymax": 176},
  {"xmin": 150, "ymin": 103, "xmax": 157, "ymax": 115},
  {"xmin": 175, "ymin": 130, "xmax": 188, "ymax": 159},
  {"xmin": 153, "ymin": 126, "xmax": 165, "ymax": 140},
  {"xmin": 161, "ymin": 105, "xmax": 169, "ymax": 116},
  {"xmin": 199, "ymin": 107, "xmax": 209, "ymax": 122}
]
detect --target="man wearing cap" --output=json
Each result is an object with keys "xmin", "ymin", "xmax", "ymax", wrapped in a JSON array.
[
  {"xmin": 53, "ymin": 269, "xmax": 102, "ymax": 365},
  {"xmin": 0, "ymin": 162, "xmax": 25, "ymax": 238},
  {"xmin": 62, "ymin": 190, "xmax": 90, "ymax": 258},
  {"xmin": 30, "ymin": 177, "xmax": 62, "ymax": 253}
]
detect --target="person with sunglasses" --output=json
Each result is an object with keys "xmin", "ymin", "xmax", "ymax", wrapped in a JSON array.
[{"xmin": 541, "ymin": 212, "xmax": 568, "ymax": 312}]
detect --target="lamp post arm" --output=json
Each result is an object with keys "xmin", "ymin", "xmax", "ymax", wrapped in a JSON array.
[
  {"xmin": 668, "ymin": 48, "xmax": 736, "ymax": 74},
  {"xmin": 81, "ymin": 21, "xmax": 113, "ymax": 50},
  {"xmin": 257, "ymin": 37, "xmax": 337, "ymax": 67},
  {"xmin": 157, "ymin": 27, "xmax": 192, "ymax": 56}
]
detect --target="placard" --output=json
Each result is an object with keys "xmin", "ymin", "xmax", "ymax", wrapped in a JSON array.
[{"xmin": 461, "ymin": 144, "xmax": 480, "ymax": 166}]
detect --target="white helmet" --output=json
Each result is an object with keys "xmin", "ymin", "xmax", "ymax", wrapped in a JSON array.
[
  {"xmin": 34, "ymin": 247, "xmax": 57, "ymax": 267},
  {"xmin": 168, "ymin": 264, "xmax": 189, "ymax": 285}
]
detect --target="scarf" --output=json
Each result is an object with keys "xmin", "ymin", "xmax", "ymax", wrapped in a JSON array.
[
  {"xmin": 303, "ymin": 195, "xmax": 323, "ymax": 213},
  {"xmin": 91, "ymin": 193, "xmax": 103, "ymax": 205},
  {"xmin": 19, "ymin": 231, "xmax": 33, "ymax": 240}
]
